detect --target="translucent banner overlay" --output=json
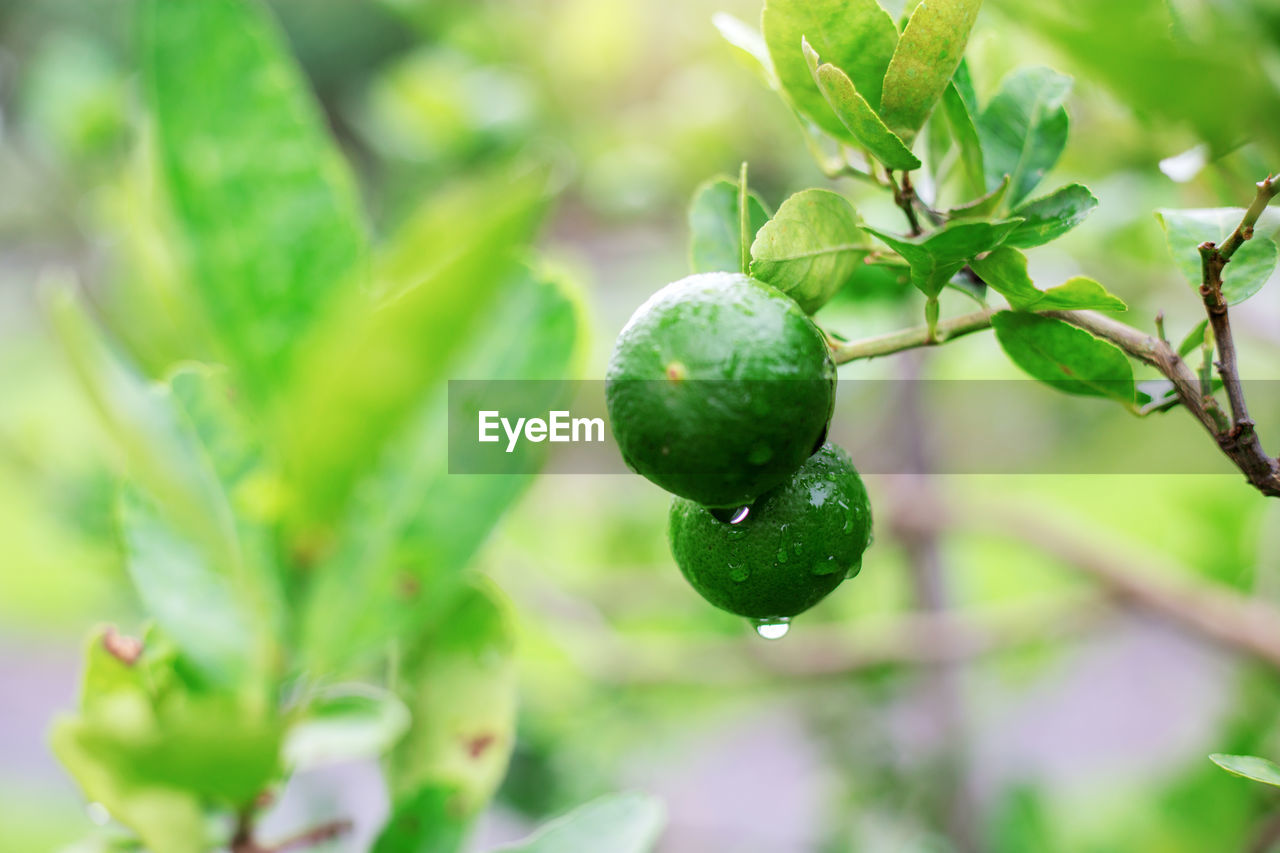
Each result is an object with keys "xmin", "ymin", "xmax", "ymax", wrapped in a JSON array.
[{"xmin": 447, "ymin": 380, "xmax": 1280, "ymax": 475}]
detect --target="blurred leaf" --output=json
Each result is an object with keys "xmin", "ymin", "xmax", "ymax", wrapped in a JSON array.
[
  {"xmin": 988, "ymin": 0, "xmax": 1280, "ymax": 157},
  {"xmin": 1209, "ymin": 754, "xmax": 1280, "ymax": 788},
  {"xmin": 51, "ymin": 718, "xmax": 204, "ymax": 853},
  {"xmin": 977, "ymin": 67, "xmax": 1072, "ymax": 207},
  {"xmin": 802, "ymin": 40, "xmax": 921, "ymax": 172},
  {"xmin": 118, "ymin": 488, "xmax": 253, "ymax": 686},
  {"xmin": 373, "ymin": 784, "xmax": 470, "ymax": 853},
  {"xmin": 279, "ymin": 173, "xmax": 546, "ymax": 536},
  {"xmin": 971, "ymin": 247, "xmax": 1125, "ymax": 311},
  {"xmin": 688, "ymin": 177, "xmax": 771, "ymax": 274},
  {"xmin": 878, "ymin": 0, "xmax": 982, "ymax": 146},
  {"xmin": 863, "ymin": 218, "xmax": 1023, "ymax": 298},
  {"xmin": 1006, "ymin": 184, "xmax": 1098, "ymax": 249},
  {"xmin": 1155, "ymin": 209, "xmax": 1279, "ymax": 305},
  {"xmin": 387, "ymin": 578, "xmax": 518, "ymax": 817},
  {"xmin": 285, "ymin": 685, "xmax": 410, "ymax": 770},
  {"xmin": 992, "ymin": 311, "xmax": 1135, "ymax": 401},
  {"xmin": 712, "ymin": 13, "xmax": 777, "ymax": 88},
  {"xmin": 300, "ymin": 264, "xmax": 578, "ymax": 673},
  {"xmin": 492, "ymin": 792, "xmax": 665, "ymax": 853},
  {"xmin": 1178, "ymin": 319, "xmax": 1209, "ymax": 358},
  {"xmin": 141, "ymin": 0, "xmax": 368, "ymax": 403},
  {"xmin": 762, "ymin": 0, "xmax": 898, "ymax": 143},
  {"xmin": 47, "ymin": 288, "xmax": 241, "ymax": 588},
  {"xmin": 942, "ymin": 80, "xmax": 985, "ymax": 198},
  {"xmin": 750, "ymin": 188, "xmax": 868, "ymax": 313}
]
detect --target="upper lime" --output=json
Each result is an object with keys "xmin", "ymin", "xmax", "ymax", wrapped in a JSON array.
[
  {"xmin": 668, "ymin": 442, "xmax": 871, "ymax": 620},
  {"xmin": 606, "ymin": 272, "xmax": 836, "ymax": 507}
]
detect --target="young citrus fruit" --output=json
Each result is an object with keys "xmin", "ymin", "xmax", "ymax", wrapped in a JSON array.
[
  {"xmin": 668, "ymin": 442, "xmax": 871, "ymax": 621},
  {"xmin": 606, "ymin": 272, "xmax": 836, "ymax": 508}
]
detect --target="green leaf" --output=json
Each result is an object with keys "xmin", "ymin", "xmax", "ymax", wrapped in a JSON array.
[
  {"xmin": 977, "ymin": 67, "xmax": 1072, "ymax": 207},
  {"xmin": 942, "ymin": 80, "xmax": 985, "ymax": 198},
  {"xmin": 285, "ymin": 685, "xmax": 411, "ymax": 770},
  {"xmin": 46, "ymin": 287, "xmax": 241, "ymax": 591},
  {"xmin": 51, "ymin": 717, "xmax": 205, "ymax": 853},
  {"xmin": 300, "ymin": 264, "xmax": 579, "ymax": 673},
  {"xmin": 762, "ymin": 0, "xmax": 898, "ymax": 143},
  {"xmin": 372, "ymin": 784, "xmax": 470, "ymax": 853},
  {"xmin": 863, "ymin": 217, "xmax": 1023, "ymax": 298},
  {"xmin": 1178, "ymin": 319, "xmax": 1209, "ymax": 358},
  {"xmin": 749, "ymin": 188, "xmax": 868, "ymax": 313},
  {"xmin": 802, "ymin": 40, "xmax": 921, "ymax": 172},
  {"xmin": 1006, "ymin": 183, "xmax": 1098, "ymax": 248},
  {"xmin": 279, "ymin": 172, "xmax": 546, "ymax": 535},
  {"xmin": 712, "ymin": 13, "xmax": 776, "ymax": 88},
  {"xmin": 688, "ymin": 177, "xmax": 770, "ymax": 275},
  {"xmin": 118, "ymin": 488, "xmax": 253, "ymax": 686},
  {"xmin": 1209, "ymin": 754, "xmax": 1280, "ymax": 788},
  {"xmin": 991, "ymin": 311, "xmax": 1135, "ymax": 401},
  {"xmin": 386, "ymin": 578, "xmax": 518, "ymax": 817},
  {"xmin": 970, "ymin": 247, "xmax": 1126, "ymax": 311},
  {"xmin": 948, "ymin": 175, "xmax": 1009, "ymax": 220},
  {"xmin": 879, "ymin": 0, "xmax": 983, "ymax": 146},
  {"xmin": 492, "ymin": 793, "xmax": 667, "ymax": 853},
  {"xmin": 1155, "ymin": 208, "xmax": 1280, "ymax": 305},
  {"xmin": 141, "ymin": 0, "xmax": 368, "ymax": 404}
]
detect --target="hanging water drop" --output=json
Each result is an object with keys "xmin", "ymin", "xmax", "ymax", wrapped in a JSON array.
[
  {"xmin": 810, "ymin": 554, "xmax": 841, "ymax": 576},
  {"xmin": 751, "ymin": 617, "xmax": 791, "ymax": 640},
  {"xmin": 729, "ymin": 506, "xmax": 750, "ymax": 524},
  {"xmin": 845, "ymin": 559, "xmax": 863, "ymax": 580}
]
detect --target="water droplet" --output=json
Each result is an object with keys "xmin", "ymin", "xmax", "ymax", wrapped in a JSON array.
[
  {"xmin": 751, "ymin": 617, "xmax": 791, "ymax": 640},
  {"xmin": 793, "ymin": 540, "xmax": 803, "ymax": 554},
  {"xmin": 729, "ymin": 563, "xmax": 749, "ymax": 582},
  {"xmin": 711, "ymin": 505, "xmax": 751, "ymax": 525},
  {"xmin": 811, "ymin": 555, "xmax": 842, "ymax": 576},
  {"xmin": 846, "ymin": 559, "xmax": 863, "ymax": 579},
  {"xmin": 776, "ymin": 544, "xmax": 788, "ymax": 563},
  {"xmin": 729, "ymin": 506, "xmax": 750, "ymax": 524}
]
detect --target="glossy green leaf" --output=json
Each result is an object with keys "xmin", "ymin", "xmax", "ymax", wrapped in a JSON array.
[
  {"xmin": 1006, "ymin": 183, "xmax": 1098, "ymax": 248},
  {"xmin": 492, "ymin": 792, "xmax": 666, "ymax": 853},
  {"xmin": 992, "ymin": 311, "xmax": 1134, "ymax": 401},
  {"xmin": 688, "ymin": 177, "xmax": 771, "ymax": 274},
  {"xmin": 141, "ymin": 0, "xmax": 367, "ymax": 404},
  {"xmin": 762, "ymin": 0, "xmax": 898, "ymax": 143},
  {"xmin": 300, "ymin": 265, "xmax": 579, "ymax": 673},
  {"xmin": 373, "ymin": 784, "xmax": 470, "ymax": 853},
  {"xmin": 280, "ymin": 173, "xmax": 546, "ymax": 535},
  {"xmin": 1155, "ymin": 208, "xmax": 1280, "ymax": 305},
  {"xmin": 386, "ymin": 578, "xmax": 518, "ymax": 818},
  {"xmin": 977, "ymin": 67, "xmax": 1072, "ymax": 207},
  {"xmin": 879, "ymin": 0, "xmax": 983, "ymax": 146},
  {"xmin": 712, "ymin": 12, "xmax": 776, "ymax": 88},
  {"xmin": 942, "ymin": 81, "xmax": 985, "ymax": 197},
  {"xmin": 750, "ymin": 188, "xmax": 868, "ymax": 313},
  {"xmin": 1209, "ymin": 754, "xmax": 1280, "ymax": 788},
  {"xmin": 285, "ymin": 685, "xmax": 410, "ymax": 770},
  {"xmin": 863, "ymin": 217, "xmax": 1023, "ymax": 297},
  {"xmin": 971, "ymin": 247, "xmax": 1126, "ymax": 311},
  {"xmin": 802, "ymin": 40, "xmax": 921, "ymax": 172}
]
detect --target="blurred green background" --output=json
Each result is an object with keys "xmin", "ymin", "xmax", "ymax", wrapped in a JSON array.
[{"xmin": 5, "ymin": 0, "xmax": 1280, "ymax": 850}]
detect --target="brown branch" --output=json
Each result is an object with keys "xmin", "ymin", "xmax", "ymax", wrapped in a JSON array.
[
  {"xmin": 903, "ymin": 497, "xmax": 1280, "ymax": 670},
  {"xmin": 230, "ymin": 815, "xmax": 353, "ymax": 853}
]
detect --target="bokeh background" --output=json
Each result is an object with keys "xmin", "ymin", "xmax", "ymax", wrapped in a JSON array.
[{"xmin": 5, "ymin": 0, "xmax": 1280, "ymax": 850}]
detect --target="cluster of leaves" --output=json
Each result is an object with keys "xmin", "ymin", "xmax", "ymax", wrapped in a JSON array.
[
  {"xmin": 47, "ymin": 1, "xmax": 662, "ymax": 851},
  {"xmin": 705, "ymin": 0, "xmax": 1278, "ymax": 413}
]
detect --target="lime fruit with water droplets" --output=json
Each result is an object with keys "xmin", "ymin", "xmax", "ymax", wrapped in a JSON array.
[
  {"xmin": 606, "ymin": 272, "xmax": 836, "ymax": 508},
  {"xmin": 668, "ymin": 442, "xmax": 871, "ymax": 620}
]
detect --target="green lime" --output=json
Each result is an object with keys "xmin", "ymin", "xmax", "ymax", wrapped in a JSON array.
[
  {"xmin": 668, "ymin": 442, "xmax": 871, "ymax": 621},
  {"xmin": 606, "ymin": 272, "xmax": 836, "ymax": 508}
]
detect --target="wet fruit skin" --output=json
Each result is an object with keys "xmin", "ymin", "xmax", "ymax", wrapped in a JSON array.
[
  {"xmin": 606, "ymin": 272, "xmax": 836, "ymax": 508},
  {"xmin": 668, "ymin": 442, "xmax": 872, "ymax": 620}
]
